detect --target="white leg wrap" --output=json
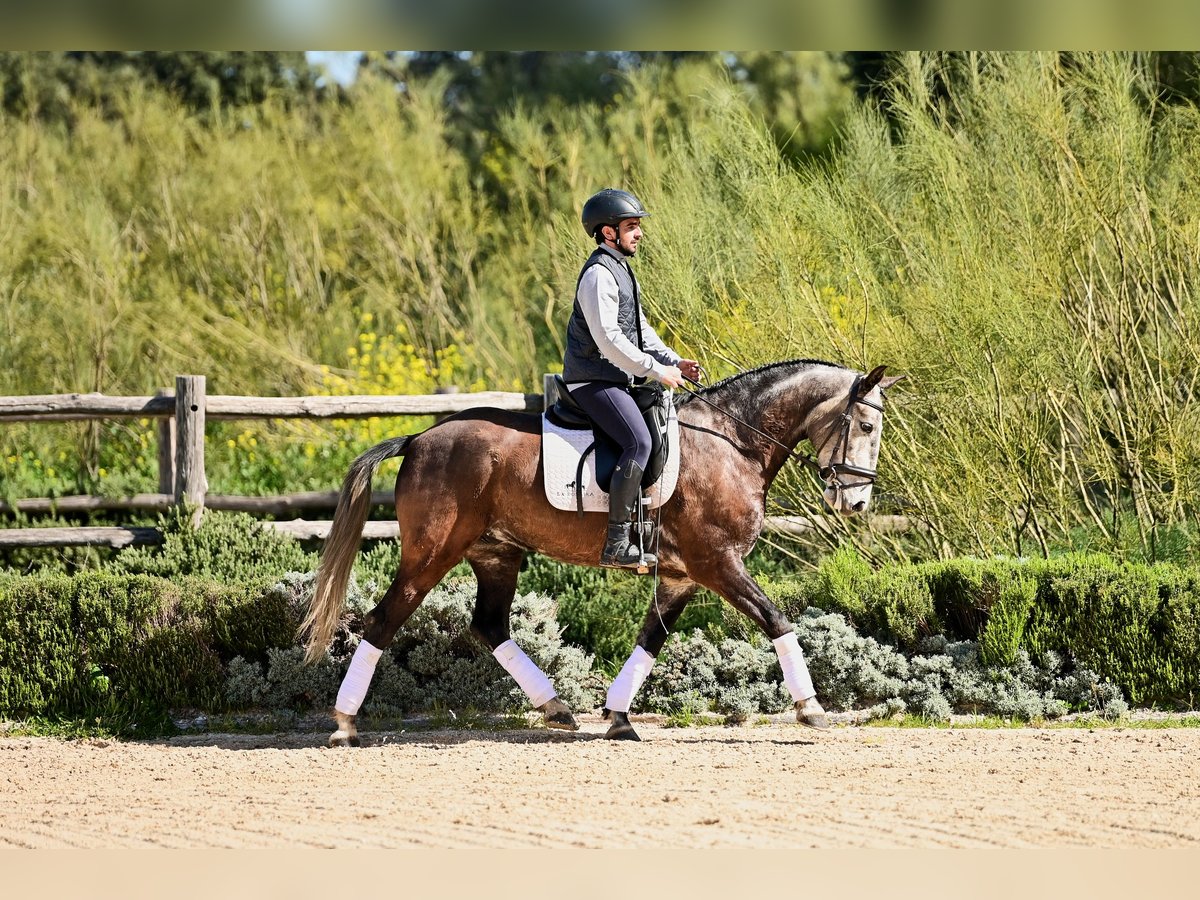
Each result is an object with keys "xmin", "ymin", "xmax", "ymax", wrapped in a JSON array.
[
  {"xmin": 335, "ymin": 639, "xmax": 384, "ymax": 716},
  {"xmin": 493, "ymin": 640, "xmax": 557, "ymax": 707},
  {"xmin": 605, "ymin": 645, "xmax": 656, "ymax": 713},
  {"xmin": 773, "ymin": 631, "xmax": 816, "ymax": 702}
]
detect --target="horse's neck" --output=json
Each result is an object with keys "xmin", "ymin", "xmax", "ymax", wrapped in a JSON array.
[
  {"xmin": 760, "ymin": 366, "xmax": 849, "ymax": 475},
  {"xmin": 687, "ymin": 363, "xmax": 850, "ymax": 476}
]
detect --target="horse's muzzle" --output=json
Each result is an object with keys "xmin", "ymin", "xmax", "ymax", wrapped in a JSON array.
[{"xmin": 824, "ymin": 484, "xmax": 873, "ymax": 517}]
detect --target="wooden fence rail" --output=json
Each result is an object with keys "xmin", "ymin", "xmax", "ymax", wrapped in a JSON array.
[
  {"xmin": 1, "ymin": 375, "xmax": 543, "ymax": 548},
  {"xmin": 0, "ymin": 388, "xmax": 543, "ymax": 421}
]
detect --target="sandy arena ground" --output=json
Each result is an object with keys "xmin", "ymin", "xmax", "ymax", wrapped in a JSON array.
[{"xmin": 2, "ymin": 716, "xmax": 1198, "ymax": 849}]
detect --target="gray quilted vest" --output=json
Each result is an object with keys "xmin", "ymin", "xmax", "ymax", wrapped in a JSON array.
[{"xmin": 562, "ymin": 247, "xmax": 641, "ymax": 383}]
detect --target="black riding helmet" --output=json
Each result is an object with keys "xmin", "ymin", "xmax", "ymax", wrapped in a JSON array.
[{"xmin": 581, "ymin": 188, "xmax": 650, "ymax": 241}]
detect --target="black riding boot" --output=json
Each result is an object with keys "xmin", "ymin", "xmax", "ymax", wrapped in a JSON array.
[{"xmin": 600, "ymin": 461, "xmax": 657, "ymax": 569}]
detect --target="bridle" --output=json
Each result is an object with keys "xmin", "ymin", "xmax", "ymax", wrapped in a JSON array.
[
  {"xmin": 818, "ymin": 375, "xmax": 883, "ymax": 497},
  {"xmin": 679, "ymin": 372, "xmax": 882, "ymax": 496}
]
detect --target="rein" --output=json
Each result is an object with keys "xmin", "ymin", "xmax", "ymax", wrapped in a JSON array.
[{"xmin": 678, "ymin": 372, "xmax": 882, "ymax": 494}]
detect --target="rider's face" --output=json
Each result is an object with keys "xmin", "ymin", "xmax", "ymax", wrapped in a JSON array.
[{"xmin": 606, "ymin": 218, "xmax": 643, "ymax": 255}]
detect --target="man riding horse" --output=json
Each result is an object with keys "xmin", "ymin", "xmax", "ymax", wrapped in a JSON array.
[
  {"xmin": 561, "ymin": 189, "xmax": 701, "ymax": 568},
  {"xmin": 302, "ymin": 187, "xmax": 903, "ymax": 745}
]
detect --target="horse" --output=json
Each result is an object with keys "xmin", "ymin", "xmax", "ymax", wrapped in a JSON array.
[{"xmin": 300, "ymin": 359, "xmax": 902, "ymax": 745}]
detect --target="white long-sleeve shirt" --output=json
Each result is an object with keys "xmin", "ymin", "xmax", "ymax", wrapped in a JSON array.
[{"xmin": 567, "ymin": 261, "xmax": 680, "ymax": 387}]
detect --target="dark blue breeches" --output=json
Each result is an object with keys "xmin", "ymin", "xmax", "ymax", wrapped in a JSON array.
[{"xmin": 566, "ymin": 382, "xmax": 652, "ymax": 473}]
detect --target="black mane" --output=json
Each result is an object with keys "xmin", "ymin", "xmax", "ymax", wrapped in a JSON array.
[{"xmin": 677, "ymin": 358, "xmax": 848, "ymax": 406}]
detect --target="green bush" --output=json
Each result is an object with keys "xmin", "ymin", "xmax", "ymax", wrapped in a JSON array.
[
  {"xmin": 0, "ymin": 571, "xmax": 293, "ymax": 735},
  {"xmin": 978, "ymin": 576, "xmax": 1037, "ymax": 668},
  {"xmin": 1024, "ymin": 559, "xmax": 1200, "ymax": 707},
  {"xmin": 517, "ymin": 554, "xmax": 725, "ymax": 675},
  {"xmin": 3, "ymin": 543, "xmax": 1194, "ymax": 733},
  {"xmin": 636, "ymin": 610, "xmax": 1127, "ymax": 722},
  {"xmin": 764, "ymin": 549, "xmax": 1200, "ymax": 709},
  {"xmin": 108, "ymin": 508, "xmax": 316, "ymax": 582}
]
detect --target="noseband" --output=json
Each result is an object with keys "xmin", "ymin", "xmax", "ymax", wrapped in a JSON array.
[
  {"xmin": 680, "ymin": 373, "xmax": 883, "ymax": 494},
  {"xmin": 817, "ymin": 375, "xmax": 882, "ymax": 496}
]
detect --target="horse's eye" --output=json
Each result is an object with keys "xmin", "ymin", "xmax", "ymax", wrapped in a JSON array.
[{"xmin": 860, "ymin": 422, "xmax": 874, "ymax": 433}]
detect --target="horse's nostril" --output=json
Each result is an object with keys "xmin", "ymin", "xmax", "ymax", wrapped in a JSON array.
[{"xmin": 852, "ymin": 500, "xmax": 867, "ymax": 513}]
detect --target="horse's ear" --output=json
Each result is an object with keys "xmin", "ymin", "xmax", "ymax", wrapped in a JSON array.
[
  {"xmin": 859, "ymin": 365, "xmax": 888, "ymax": 394},
  {"xmin": 860, "ymin": 366, "xmax": 906, "ymax": 395}
]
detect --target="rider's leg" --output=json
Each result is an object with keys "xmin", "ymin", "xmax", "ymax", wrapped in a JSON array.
[{"xmin": 565, "ymin": 383, "xmax": 653, "ymax": 568}]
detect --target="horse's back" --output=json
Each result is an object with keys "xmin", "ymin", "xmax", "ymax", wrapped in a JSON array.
[{"xmin": 401, "ymin": 406, "xmax": 543, "ymax": 483}]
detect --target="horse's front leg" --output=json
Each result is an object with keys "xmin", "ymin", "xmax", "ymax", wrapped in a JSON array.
[
  {"xmin": 603, "ymin": 577, "xmax": 699, "ymax": 741},
  {"xmin": 696, "ymin": 557, "xmax": 830, "ymax": 730}
]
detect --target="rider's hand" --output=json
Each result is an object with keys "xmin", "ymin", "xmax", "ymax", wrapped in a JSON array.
[
  {"xmin": 678, "ymin": 359, "xmax": 701, "ymax": 382},
  {"xmin": 659, "ymin": 366, "xmax": 684, "ymax": 389}
]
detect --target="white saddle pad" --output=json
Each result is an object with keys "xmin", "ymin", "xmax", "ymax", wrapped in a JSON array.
[{"xmin": 541, "ymin": 397, "xmax": 681, "ymax": 513}]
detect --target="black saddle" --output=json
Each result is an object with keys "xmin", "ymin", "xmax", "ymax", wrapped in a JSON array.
[{"xmin": 546, "ymin": 375, "xmax": 670, "ymax": 500}]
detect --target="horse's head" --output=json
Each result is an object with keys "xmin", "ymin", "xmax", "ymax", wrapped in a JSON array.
[{"xmin": 813, "ymin": 365, "xmax": 904, "ymax": 516}]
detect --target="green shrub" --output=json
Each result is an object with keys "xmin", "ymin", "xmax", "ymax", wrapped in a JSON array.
[
  {"xmin": 760, "ymin": 548, "xmax": 936, "ymax": 646},
  {"xmin": 518, "ymin": 554, "xmax": 724, "ymax": 675},
  {"xmin": 0, "ymin": 574, "xmax": 80, "ymax": 713},
  {"xmin": 108, "ymin": 508, "xmax": 316, "ymax": 582},
  {"xmin": 0, "ymin": 571, "xmax": 294, "ymax": 736},
  {"xmin": 1025, "ymin": 560, "xmax": 1200, "ymax": 707},
  {"xmin": 978, "ymin": 575, "xmax": 1037, "ymax": 667},
  {"xmin": 765, "ymin": 552, "xmax": 1200, "ymax": 709},
  {"xmin": 3, "ymin": 548, "xmax": 1193, "ymax": 733},
  {"xmin": 226, "ymin": 575, "xmax": 601, "ymax": 716},
  {"xmin": 636, "ymin": 607, "xmax": 1127, "ymax": 722}
]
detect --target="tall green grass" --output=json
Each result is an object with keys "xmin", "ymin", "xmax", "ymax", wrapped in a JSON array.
[
  {"xmin": 634, "ymin": 53, "xmax": 1200, "ymax": 560},
  {"xmin": 3, "ymin": 53, "xmax": 1199, "ymax": 561}
]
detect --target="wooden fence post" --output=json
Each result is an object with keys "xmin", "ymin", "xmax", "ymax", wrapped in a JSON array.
[
  {"xmin": 174, "ymin": 375, "xmax": 207, "ymax": 522},
  {"xmin": 155, "ymin": 387, "xmax": 176, "ymax": 495}
]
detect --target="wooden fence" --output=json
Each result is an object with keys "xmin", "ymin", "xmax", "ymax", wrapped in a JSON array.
[
  {"xmin": 1, "ymin": 375, "xmax": 915, "ymax": 548},
  {"xmin": 0, "ymin": 375, "xmax": 541, "ymax": 548}
]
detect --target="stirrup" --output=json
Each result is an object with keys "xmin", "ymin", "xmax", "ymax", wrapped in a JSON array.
[{"xmin": 600, "ymin": 525, "xmax": 656, "ymax": 570}]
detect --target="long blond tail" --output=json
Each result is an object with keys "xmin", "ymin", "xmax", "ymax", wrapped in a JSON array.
[{"xmin": 300, "ymin": 436, "xmax": 412, "ymax": 663}]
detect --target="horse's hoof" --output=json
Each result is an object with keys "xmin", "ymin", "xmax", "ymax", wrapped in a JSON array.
[
  {"xmin": 329, "ymin": 731, "xmax": 361, "ymax": 748},
  {"xmin": 605, "ymin": 723, "xmax": 641, "ymax": 740},
  {"xmin": 604, "ymin": 711, "xmax": 641, "ymax": 741},
  {"xmin": 539, "ymin": 697, "xmax": 580, "ymax": 731},
  {"xmin": 796, "ymin": 698, "xmax": 831, "ymax": 730},
  {"xmin": 329, "ymin": 711, "xmax": 360, "ymax": 747}
]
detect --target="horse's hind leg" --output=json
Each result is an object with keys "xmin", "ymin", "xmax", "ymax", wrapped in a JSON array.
[
  {"xmin": 466, "ymin": 542, "xmax": 578, "ymax": 732},
  {"xmin": 330, "ymin": 541, "xmax": 469, "ymax": 748},
  {"xmin": 603, "ymin": 577, "xmax": 699, "ymax": 741}
]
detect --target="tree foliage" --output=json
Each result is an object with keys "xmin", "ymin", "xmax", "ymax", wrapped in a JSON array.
[{"xmin": 0, "ymin": 51, "xmax": 324, "ymax": 124}]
